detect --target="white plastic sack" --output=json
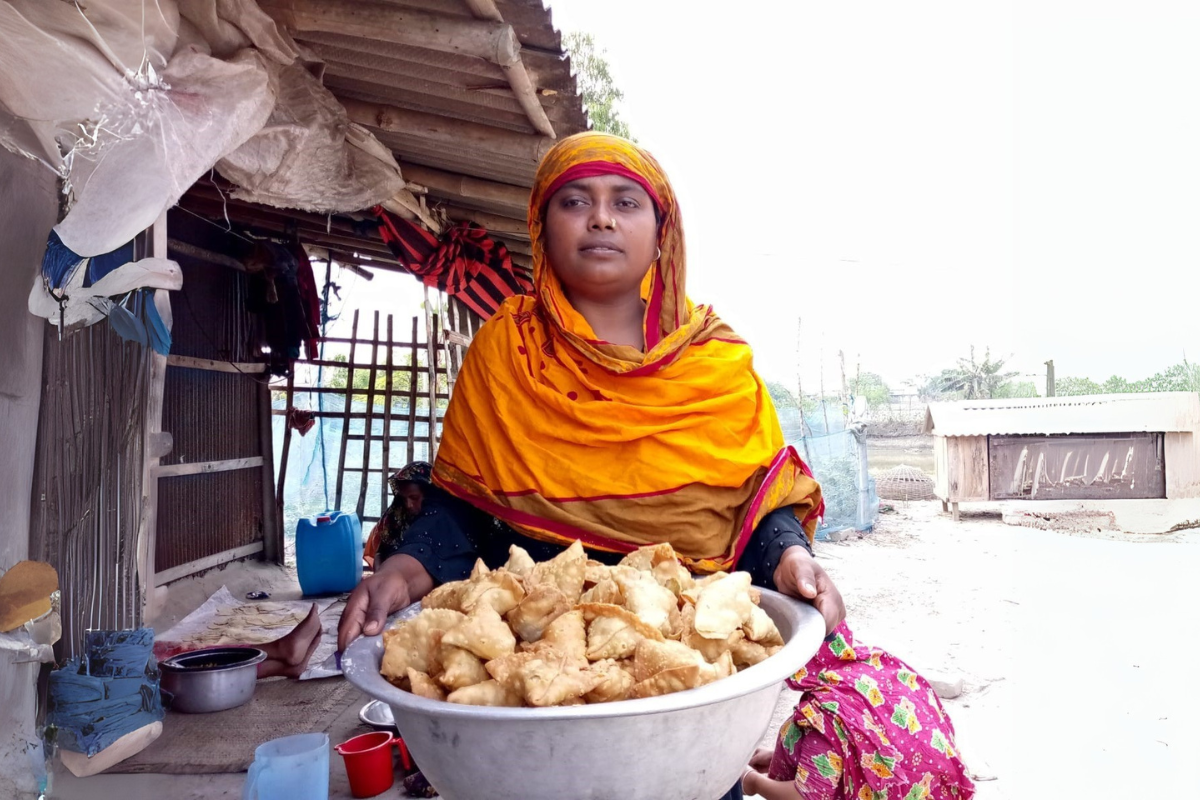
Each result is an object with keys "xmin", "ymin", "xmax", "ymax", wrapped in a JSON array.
[
  {"xmin": 53, "ymin": 46, "xmax": 275, "ymax": 256},
  {"xmin": 0, "ymin": 0, "xmax": 180, "ymax": 167},
  {"xmin": 28, "ymin": 257, "xmax": 182, "ymax": 330},
  {"xmin": 216, "ymin": 58, "xmax": 406, "ymax": 213},
  {"xmin": 176, "ymin": 0, "xmax": 301, "ymax": 64}
]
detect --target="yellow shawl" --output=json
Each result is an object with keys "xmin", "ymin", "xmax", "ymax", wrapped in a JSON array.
[{"xmin": 433, "ymin": 132, "xmax": 822, "ymax": 572}]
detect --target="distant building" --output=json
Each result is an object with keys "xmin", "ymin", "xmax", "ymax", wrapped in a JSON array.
[{"xmin": 924, "ymin": 393, "xmax": 1200, "ymax": 521}]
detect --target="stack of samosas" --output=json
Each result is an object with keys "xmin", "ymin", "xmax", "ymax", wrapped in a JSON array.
[{"xmin": 380, "ymin": 541, "xmax": 785, "ymax": 707}]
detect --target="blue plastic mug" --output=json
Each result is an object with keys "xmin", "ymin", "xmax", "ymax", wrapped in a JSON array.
[{"xmin": 243, "ymin": 732, "xmax": 329, "ymax": 800}]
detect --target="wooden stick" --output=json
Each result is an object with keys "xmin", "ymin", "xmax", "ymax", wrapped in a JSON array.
[
  {"xmin": 356, "ymin": 311, "xmax": 381, "ymax": 520},
  {"xmin": 501, "ymin": 57, "xmax": 555, "ymax": 137},
  {"xmin": 407, "ymin": 316, "xmax": 419, "ymax": 465},
  {"xmin": 381, "ymin": 314, "xmax": 395, "ymax": 519},
  {"xmin": 157, "ymin": 457, "xmax": 265, "ymax": 478},
  {"xmin": 334, "ymin": 309, "xmax": 360, "ymax": 510},
  {"xmin": 259, "ymin": 378, "xmax": 282, "ymax": 565},
  {"xmin": 464, "ymin": 0, "xmax": 503, "ymax": 22},
  {"xmin": 276, "ymin": 368, "xmax": 295, "ymax": 513},
  {"xmin": 166, "ymin": 238, "xmax": 245, "ymax": 271},
  {"xmin": 425, "ymin": 288, "xmax": 439, "ymax": 460},
  {"xmin": 444, "ymin": 206, "xmax": 530, "ymax": 237},
  {"xmin": 399, "ymin": 163, "xmax": 529, "ymax": 217},
  {"xmin": 342, "ymin": 99, "xmax": 554, "ymax": 164},
  {"xmin": 275, "ymin": 383, "xmax": 449, "ymax": 397},
  {"xmin": 262, "ymin": 0, "xmax": 516, "ymax": 62},
  {"xmin": 272, "ymin": 409, "xmax": 447, "ymax": 421},
  {"xmin": 167, "ymin": 354, "xmax": 267, "ymax": 374}
]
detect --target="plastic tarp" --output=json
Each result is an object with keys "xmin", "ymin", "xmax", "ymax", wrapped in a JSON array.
[
  {"xmin": 217, "ymin": 58, "xmax": 407, "ymax": 214},
  {"xmin": 7, "ymin": 0, "xmax": 415, "ymax": 330}
]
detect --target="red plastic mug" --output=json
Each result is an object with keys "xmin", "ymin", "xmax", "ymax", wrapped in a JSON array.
[{"xmin": 334, "ymin": 731, "xmax": 412, "ymax": 798}]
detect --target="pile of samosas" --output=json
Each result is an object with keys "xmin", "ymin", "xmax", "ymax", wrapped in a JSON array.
[{"xmin": 379, "ymin": 540, "xmax": 784, "ymax": 707}]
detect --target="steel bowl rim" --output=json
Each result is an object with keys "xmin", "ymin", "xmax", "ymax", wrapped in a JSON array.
[
  {"xmin": 160, "ymin": 646, "xmax": 268, "ymax": 672},
  {"xmin": 342, "ymin": 588, "xmax": 823, "ymax": 722}
]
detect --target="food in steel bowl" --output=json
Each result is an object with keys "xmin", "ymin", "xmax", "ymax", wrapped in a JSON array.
[
  {"xmin": 159, "ymin": 646, "xmax": 266, "ymax": 713},
  {"xmin": 378, "ymin": 541, "xmax": 784, "ymax": 707},
  {"xmin": 342, "ymin": 580, "xmax": 823, "ymax": 800}
]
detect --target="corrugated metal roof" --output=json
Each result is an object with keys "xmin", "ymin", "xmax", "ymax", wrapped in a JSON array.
[
  {"xmin": 180, "ymin": 0, "xmax": 588, "ymax": 275},
  {"xmin": 924, "ymin": 392, "xmax": 1200, "ymax": 437}
]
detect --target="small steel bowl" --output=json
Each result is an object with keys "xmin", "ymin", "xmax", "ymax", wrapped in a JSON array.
[{"xmin": 159, "ymin": 646, "xmax": 267, "ymax": 713}]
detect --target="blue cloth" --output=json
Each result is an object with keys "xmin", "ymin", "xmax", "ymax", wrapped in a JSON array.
[
  {"xmin": 86, "ymin": 240, "xmax": 136, "ymax": 286},
  {"xmin": 47, "ymin": 629, "xmax": 164, "ymax": 757},
  {"xmin": 41, "ymin": 230, "xmax": 86, "ymax": 289},
  {"xmin": 40, "ymin": 231, "xmax": 136, "ymax": 289}
]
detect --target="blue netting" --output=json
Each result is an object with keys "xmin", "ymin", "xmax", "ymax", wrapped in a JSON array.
[{"xmin": 778, "ymin": 405, "xmax": 879, "ymax": 538}]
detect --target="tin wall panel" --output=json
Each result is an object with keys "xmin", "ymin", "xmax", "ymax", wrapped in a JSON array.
[
  {"xmin": 155, "ymin": 470, "xmax": 264, "ymax": 570},
  {"xmin": 154, "ymin": 213, "xmax": 272, "ymax": 573},
  {"xmin": 161, "ymin": 369, "xmax": 262, "ymax": 465},
  {"xmin": 988, "ymin": 433, "xmax": 1165, "ymax": 501}
]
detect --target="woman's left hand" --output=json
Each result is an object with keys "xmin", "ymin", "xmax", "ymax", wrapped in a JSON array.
[{"xmin": 772, "ymin": 545, "xmax": 845, "ymax": 635}]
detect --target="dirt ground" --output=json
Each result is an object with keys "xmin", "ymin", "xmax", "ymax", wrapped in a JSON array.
[{"xmin": 748, "ymin": 500, "xmax": 1200, "ymax": 799}]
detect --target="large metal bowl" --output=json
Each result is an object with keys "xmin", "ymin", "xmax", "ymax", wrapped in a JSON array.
[
  {"xmin": 342, "ymin": 589, "xmax": 824, "ymax": 800},
  {"xmin": 159, "ymin": 646, "xmax": 266, "ymax": 713}
]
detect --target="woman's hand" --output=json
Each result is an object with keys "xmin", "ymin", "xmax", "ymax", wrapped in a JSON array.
[
  {"xmin": 337, "ymin": 555, "xmax": 433, "ymax": 652},
  {"xmin": 772, "ymin": 545, "xmax": 845, "ymax": 635}
]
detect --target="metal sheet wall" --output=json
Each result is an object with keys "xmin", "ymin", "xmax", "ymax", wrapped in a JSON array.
[
  {"xmin": 156, "ymin": 469, "xmax": 265, "ymax": 568},
  {"xmin": 155, "ymin": 211, "xmax": 274, "ymax": 574},
  {"xmin": 988, "ymin": 433, "xmax": 1166, "ymax": 501}
]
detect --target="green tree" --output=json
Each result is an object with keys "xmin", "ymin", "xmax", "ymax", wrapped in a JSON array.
[
  {"xmin": 326, "ymin": 353, "xmax": 412, "ymax": 405},
  {"xmin": 853, "ymin": 372, "xmax": 892, "ymax": 408},
  {"xmin": 1055, "ymin": 376, "xmax": 1103, "ymax": 396},
  {"xmin": 922, "ymin": 347, "xmax": 1018, "ymax": 400},
  {"xmin": 994, "ymin": 380, "xmax": 1039, "ymax": 399},
  {"xmin": 564, "ymin": 32, "xmax": 633, "ymax": 139},
  {"xmin": 766, "ymin": 381, "xmax": 798, "ymax": 409}
]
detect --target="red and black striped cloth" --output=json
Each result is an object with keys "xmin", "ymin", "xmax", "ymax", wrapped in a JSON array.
[{"xmin": 374, "ymin": 207, "xmax": 532, "ymax": 320}]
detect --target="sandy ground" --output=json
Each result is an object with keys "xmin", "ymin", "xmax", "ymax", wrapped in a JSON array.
[
  {"xmin": 746, "ymin": 501, "xmax": 1200, "ymax": 799},
  {"xmin": 49, "ymin": 501, "xmax": 1200, "ymax": 799}
]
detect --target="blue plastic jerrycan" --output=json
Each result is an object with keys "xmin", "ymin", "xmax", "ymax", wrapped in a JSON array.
[{"xmin": 295, "ymin": 510, "xmax": 363, "ymax": 596}]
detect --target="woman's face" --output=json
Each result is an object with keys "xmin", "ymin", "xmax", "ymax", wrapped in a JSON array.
[
  {"xmin": 397, "ymin": 483, "xmax": 424, "ymax": 518},
  {"xmin": 542, "ymin": 174, "xmax": 658, "ymax": 305}
]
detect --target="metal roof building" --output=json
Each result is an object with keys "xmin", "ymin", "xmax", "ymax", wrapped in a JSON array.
[{"xmin": 923, "ymin": 393, "xmax": 1200, "ymax": 519}]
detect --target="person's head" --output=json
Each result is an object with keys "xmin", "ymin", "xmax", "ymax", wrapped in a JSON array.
[
  {"xmin": 529, "ymin": 133, "xmax": 688, "ymax": 350},
  {"xmin": 542, "ymin": 172, "xmax": 659, "ymax": 307},
  {"xmin": 389, "ymin": 461, "xmax": 433, "ymax": 519}
]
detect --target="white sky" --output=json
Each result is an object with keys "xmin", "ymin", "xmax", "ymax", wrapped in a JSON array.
[{"xmin": 545, "ymin": 0, "xmax": 1200, "ymax": 394}]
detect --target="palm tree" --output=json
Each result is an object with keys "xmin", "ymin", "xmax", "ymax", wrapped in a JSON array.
[{"xmin": 934, "ymin": 347, "xmax": 1018, "ymax": 400}]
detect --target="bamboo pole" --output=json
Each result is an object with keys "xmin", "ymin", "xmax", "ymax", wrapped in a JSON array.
[
  {"xmin": 334, "ymin": 310, "xmax": 360, "ymax": 510},
  {"xmin": 381, "ymin": 315, "xmax": 394, "ymax": 514},
  {"xmin": 464, "ymin": 0, "xmax": 503, "ymax": 22},
  {"xmin": 262, "ymin": 0, "xmax": 514, "ymax": 61},
  {"xmin": 424, "ymin": 287, "xmax": 439, "ymax": 460},
  {"xmin": 399, "ymin": 163, "xmax": 529, "ymax": 217},
  {"xmin": 406, "ymin": 316, "xmax": 419, "ymax": 464},
  {"xmin": 341, "ymin": 99, "xmax": 554, "ymax": 164},
  {"xmin": 444, "ymin": 206, "xmax": 530, "ymax": 237},
  {"xmin": 356, "ymin": 311, "xmax": 380, "ymax": 520}
]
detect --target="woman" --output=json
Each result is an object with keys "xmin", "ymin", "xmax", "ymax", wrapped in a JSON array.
[
  {"xmin": 742, "ymin": 623, "xmax": 975, "ymax": 799},
  {"xmin": 338, "ymin": 132, "xmax": 846, "ymax": 799},
  {"xmin": 363, "ymin": 461, "xmax": 434, "ymax": 569}
]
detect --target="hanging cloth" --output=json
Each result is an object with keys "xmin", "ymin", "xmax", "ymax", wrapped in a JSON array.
[{"xmin": 374, "ymin": 209, "xmax": 532, "ymax": 319}]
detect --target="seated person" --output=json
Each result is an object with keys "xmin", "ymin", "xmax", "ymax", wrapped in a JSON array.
[{"xmin": 742, "ymin": 623, "xmax": 975, "ymax": 800}]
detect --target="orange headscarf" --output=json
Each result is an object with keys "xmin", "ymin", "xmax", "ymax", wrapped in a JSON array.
[{"xmin": 432, "ymin": 132, "xmax": 822, "ymax": 572}]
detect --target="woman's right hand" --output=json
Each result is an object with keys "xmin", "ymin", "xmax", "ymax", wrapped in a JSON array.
[{"xmin": 337, "ymin": 568, "xmax": 411, "ymax": 653}]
